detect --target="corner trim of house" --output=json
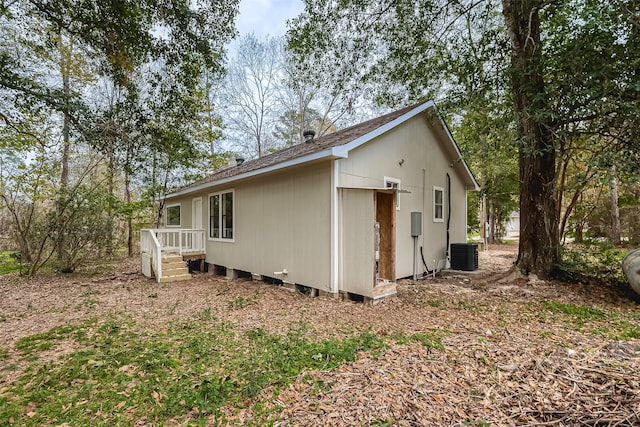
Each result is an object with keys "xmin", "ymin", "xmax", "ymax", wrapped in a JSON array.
[{"xmin": 330, "ymin": 159, "xmax": 339, "ymax": 294}]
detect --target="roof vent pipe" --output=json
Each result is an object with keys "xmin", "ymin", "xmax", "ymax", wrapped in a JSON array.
[
  {"xmin": 235, "ymin": 156, "xmax": 245, "ymax": 165},
  {"xmin": 303, "ymin": 130, "xmax": 316, "ymax": 143}
]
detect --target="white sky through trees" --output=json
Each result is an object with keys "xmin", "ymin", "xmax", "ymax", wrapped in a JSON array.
[{"xmin": 237, "ymin": 0, "xmax": 303, "ymax": 37}]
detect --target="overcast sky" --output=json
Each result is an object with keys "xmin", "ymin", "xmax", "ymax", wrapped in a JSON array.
[{"xmin": 236, "ymin": 0, "xmax": 304, "ymax": 38}]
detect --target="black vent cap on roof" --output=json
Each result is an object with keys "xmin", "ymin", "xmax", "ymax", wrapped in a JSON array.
[{"xmin": 303, "ymin": 130, "xmax": 316, "ymax": 142}]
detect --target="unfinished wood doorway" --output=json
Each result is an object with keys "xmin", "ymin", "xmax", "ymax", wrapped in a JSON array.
[{"xmin": 375, "ymin": 191, "xmax": 396, "ymax": 283}]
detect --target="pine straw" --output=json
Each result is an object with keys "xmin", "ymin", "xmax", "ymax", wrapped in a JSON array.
[
  {"xmin": 250, "ymin": 335, "xmax": 640, "ymax": 426},
  {"xmin": 2, "ymin": 244, "xmax": 640, "ymax": 426}
]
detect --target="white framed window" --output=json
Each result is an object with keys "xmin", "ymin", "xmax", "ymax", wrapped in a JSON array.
[
  {"xmin": 433, "ymin": 186, "xmax": 444, "ymax": 222},
  {"xmin": 165, "ymin": 203, "xmax": 181, "ymax": 227},
  {"xmin": 384, "ymin": 176, "xmax": 401, "ymax": 210},
  {"xmin": 209, "ymin": 189, "xmax": 234, "ymax": 241}
]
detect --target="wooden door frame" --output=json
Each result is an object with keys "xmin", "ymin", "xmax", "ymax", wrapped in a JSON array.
[{"xmin": 374, "ymin": 190, "xmax": 396, "ymax": 284}]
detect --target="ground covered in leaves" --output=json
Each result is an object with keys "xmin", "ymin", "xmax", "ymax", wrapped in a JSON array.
[{"xmin": 1, "ymin": 244, "xmax": 639, "ymax": 426}]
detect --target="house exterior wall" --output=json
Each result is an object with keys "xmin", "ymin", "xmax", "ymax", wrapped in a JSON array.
[
  {"xmin": 337, "ymin": 113, "xmax": 470, "ymax": 278},
  {"xmin": 167, "ymin": 161, "xmax": 333, "ymax": 290}
]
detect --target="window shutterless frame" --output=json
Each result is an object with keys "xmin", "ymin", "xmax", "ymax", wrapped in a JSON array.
[
  {"xmin": 165, "ymin": 203, "xmax": 181, "ymax": 227},
  {"xmin": 208, "ymin": 189, "xmax": 235, "ymax": 241},
  {"xmin": 433, "ymin": 186, "xmax": 444, "ymax": 222}
]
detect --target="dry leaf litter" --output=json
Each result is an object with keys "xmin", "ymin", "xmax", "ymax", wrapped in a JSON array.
[{"xmin": 1, "ymin": 244, "xmax": 639, "ymax": 426}]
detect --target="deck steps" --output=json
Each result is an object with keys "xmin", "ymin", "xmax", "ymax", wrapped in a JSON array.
[{"xmin": 158, "ymin": 254, "xmax": 191, "ymax": 283}]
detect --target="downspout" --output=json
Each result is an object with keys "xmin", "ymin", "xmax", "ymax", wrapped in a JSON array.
[
  {"xmin": 420, "ymin": 168, "xmax": 434, "ymax": 276},
  {"xmin": 446, "ymin": 172, "xmax": 451, "ymax": 268},
  {"xmin": 331, "ymin": 159, "xmax": 339, "ymax": 293}
]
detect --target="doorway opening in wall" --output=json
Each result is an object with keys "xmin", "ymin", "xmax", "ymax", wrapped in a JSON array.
[{"xmin": 375, "ymin": 191, "xmax": 396, "ymax": 285}]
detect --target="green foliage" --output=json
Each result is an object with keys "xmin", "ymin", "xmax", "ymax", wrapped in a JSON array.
[
  {"xmin": 0, "ymin": 316, "xmax": 385, "ymax": 426},
  {"xmin": 554, "ymin": 243, "xmax": 627, "ymax": 286},
  {"xmin": 55, "ymin": 185, "xmax": 117, "ymax": 273},
  {"xmin": 542, "ymin": 301, "xmax": 605, "ymax": 321},
  {"xmin": 410, "ymin": 332, "xmax": 445, "ymax": 350},
  {"xmin": 288, "ymin": 0, "xmax": 640, "ymax": 275},
  {"xmin": 0, "ymin": 251, "xmax": 21, "ymax": 274}
]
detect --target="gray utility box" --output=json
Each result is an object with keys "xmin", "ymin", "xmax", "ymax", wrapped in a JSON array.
[
  {"xmin": 450, "ymin": 243, "xmax": 479, "ymax": 271},
  {"xmin": 411, "ymin": 212, "xmax": 422, "ymax": 237}
]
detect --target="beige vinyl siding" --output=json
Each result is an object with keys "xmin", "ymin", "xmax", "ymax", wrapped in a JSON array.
[
  {"xmin": 337, "ymin": 113, "xmax": 470, "ymax": 278},
  {"xmin": 338, "ymin": 188, "xmax": 375, "ymax": 296},
  {"xmin": 168, "ymin": 161, "xmax": 333, "ymax": 290}
]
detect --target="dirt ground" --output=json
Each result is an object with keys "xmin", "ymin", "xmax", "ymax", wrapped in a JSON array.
[{"xmin": 1, "ymin": 243, "xmax": 640, "ymax": 425}]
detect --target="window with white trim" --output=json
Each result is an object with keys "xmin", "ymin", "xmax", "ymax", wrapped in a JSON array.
[
  {"xmin": 384, "ymin": 176, "xmax": 401, "ymax": 210},
  {"xmin": 433, "ymin": 186, "xmax": 444, "ymax": 222},
  {"xmin": 209, "ymin": 190, "xmax": 234, "ymax": 240},
  {"xmin": 166, "ymin": 203, "xmax": 181, "ymax": 227}
]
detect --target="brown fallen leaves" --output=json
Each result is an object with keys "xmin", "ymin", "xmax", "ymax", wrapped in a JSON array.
[{"xmin": 1, "ymin": 244, "xmax": 640, "ymax": 426}]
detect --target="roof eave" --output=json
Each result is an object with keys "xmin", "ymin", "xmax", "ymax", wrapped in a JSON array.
[{"xmin": 165, "ymin": 148, "xmax": 341, "ymax": 200}]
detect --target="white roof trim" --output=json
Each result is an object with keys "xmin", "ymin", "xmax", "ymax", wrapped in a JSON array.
[
  {"xmin": 334, "ymin": 100, "xmax": 479, "ymax": 191},
  {"xmin": 166, "ymin": 100, "xmax": 479, "ymax": 199},
  {"xmin": 332, "ymin": 100, "xmax": 437, "ymax": 158},
  {"xmin": 166, "ymin": 147, "xmax": 341, "ymax": 198},
  {"xmin": 437, "ymin": 111, "xmax": 481, "ymax": 191}
]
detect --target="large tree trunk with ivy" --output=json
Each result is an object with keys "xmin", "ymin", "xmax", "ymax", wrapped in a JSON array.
[{"xmin": 502, "ymin": 0, "xmax": 559, "ymax": 277}]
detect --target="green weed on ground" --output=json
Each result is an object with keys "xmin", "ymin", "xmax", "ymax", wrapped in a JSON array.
[
  {"xmin": 538, "ymin": 300, "xmax": 640, "ymax": 340},
  {"xmin": 555, "ymin": 243, "xmax": 627, "ymax": 286},
  {"xmin": 0, "ymin": 251, "xmax": 21, "ymax": 274},
  {"xmin": 0, "ymin": 316, "xmax": 386, "ymax": 426}
]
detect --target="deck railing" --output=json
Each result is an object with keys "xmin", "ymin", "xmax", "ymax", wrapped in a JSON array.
[{"xmin": 140, "ymin": 229, "xmax": 205, "ymax": 282}]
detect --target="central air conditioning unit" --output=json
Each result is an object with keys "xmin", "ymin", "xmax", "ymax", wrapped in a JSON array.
[{"xmin": 450, "ymin": 243, "xmax": 479, "ymax": 271}]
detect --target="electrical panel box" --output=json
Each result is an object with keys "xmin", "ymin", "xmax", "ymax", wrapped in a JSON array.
[
  {"xmin": 450, "ymin": 243, "xmax": 479, "ymax": 271},
  {"xmin": 411, "ymin": 212, "xmax": 422, "ymax": 237}
]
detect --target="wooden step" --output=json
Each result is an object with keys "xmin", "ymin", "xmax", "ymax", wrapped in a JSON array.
[
  {"xmin": 161, "ymin": 254, "xmax": 183, "ymax": 263},
  {"xmin": 162, "ymin": 260, "xmax": 187, "ymax": 270},
  {"xmin": 159, "ymin": 273, "xmax": 192, "ymax": 283},
  {"xmin": 163, "ymin": 266, "xmax": 189, "ymax": 276}
]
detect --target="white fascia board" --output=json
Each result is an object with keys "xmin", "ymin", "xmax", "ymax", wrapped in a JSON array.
[
  {"xmin": 435, "ymin": 111, "xmax": 481, "ymax": 191},
  {"xmin": 166, "ymin": 148, "xmax": 337, "ymax": 199},
  {"xmin": 332, "ymin": 101, "xmax": 437, "ymax": 158},
  {"xmin": 333, "ymin": 100, "xmax": 479, "ymax": 192}
]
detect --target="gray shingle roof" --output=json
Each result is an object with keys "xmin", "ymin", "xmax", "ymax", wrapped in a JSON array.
[{"xmin": 178, "ymin": 101, "xmax": 426, "ymax": 192}]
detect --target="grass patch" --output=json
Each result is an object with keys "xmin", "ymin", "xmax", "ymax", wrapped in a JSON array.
[
  {"xmin": 391, "ymin": 330, "xmax": 446, "ymax": 351},
  {"xmin": 542, "ymin": 301, "xmax": 605, "ymax": 320},
  {"xmin": 0, "ymin": 346, "xmax": 8, "ymax": 360},
  {"xmin": 15, "ymin": 321, "xmax": 95, "ymax": 355},
  {"xmin": 458, "ymin": 299, "xmax": 482, "ymax": 311},
  {"xmin": 410, "ymin": 332, "xmax": 445, "ymax": 350},
  {"xmin": 0, "ymin": 316, "xmax": 386, "ymax": 426},
  {"xmin": 0, "ymin": 250, "xmax": 21, "ymax": 274}
]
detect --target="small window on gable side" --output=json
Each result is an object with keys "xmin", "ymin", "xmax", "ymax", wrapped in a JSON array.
[
  {"xmin": 384, "ymin": 176, "xmax": 401, "ymax": 210},
  {"xmin": 433, "ymin": 186, "xmax": 444, "ymax": 222},
  {"xmin": 166, "ymin": 203, "xmax": 181, "ymax": 227}
]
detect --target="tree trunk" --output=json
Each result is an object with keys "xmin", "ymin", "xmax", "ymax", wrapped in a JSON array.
[
  {"xmin": 488, "ymin": 198, "xmax": 496, "ymax": 244},
  {"xmin": 57, "ymin": 34, "xmax": 72, "ymax": 269},
  {"xmin": 502, "ymin": 0, "xmax": 559, "ymax": 277},
  {"xmin": 106, "ymin": 149, "xmax": 115, "ymax": 256},
  {"xmin": 125, "ymin": 171, "xmax": 133, "ymax": 257},
  {"xmin": 609, "ymin": 166, "xmax": 621, "ymax": 245}
]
